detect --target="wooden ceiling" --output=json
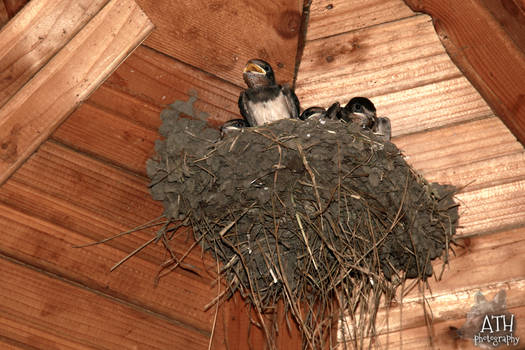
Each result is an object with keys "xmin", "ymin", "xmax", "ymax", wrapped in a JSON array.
[{"xmin": 0, "ymin": 0, "xmax": 524, "ymax": 349}]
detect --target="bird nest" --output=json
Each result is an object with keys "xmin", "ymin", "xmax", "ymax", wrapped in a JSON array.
[{"xmin": 146, "ymin": 100, "xmax": 459, "ymax": 349}]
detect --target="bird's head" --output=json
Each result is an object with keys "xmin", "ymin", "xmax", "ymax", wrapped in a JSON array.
[
  {"xmin": 299, "ymin": 106, "xmax": 326, "ymax": 120},
  {"xmin": 243, "ymin": 59, "xmax": 275, "ymax": 88},
  {"xmin": 344, "ymin": 97, "xmax": 376, "ymax": 129},
  {"xmin": 220, "ymin": 119, "xmax": 249, "ymax": 138}
]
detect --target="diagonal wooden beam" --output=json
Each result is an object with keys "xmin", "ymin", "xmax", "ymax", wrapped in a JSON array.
[
  {"xmin": 0, "ymin": 0, "xmax": 111, "ymax": 108},
  {"xmin": 403, "ymin": 0, "xmax": 525, "ymax": 146},
  {"xmin": 0, "ymin": 0, "xmax": 154, "ymax": 186}
]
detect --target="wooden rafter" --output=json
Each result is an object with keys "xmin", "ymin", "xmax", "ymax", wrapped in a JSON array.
[
  {"xmin": 0, "ymin": 0, "xmax": 154, "ymax": 186},
  {"xmin": 403, "ymin": 0, "xmax": 525, "ymax": 145}
]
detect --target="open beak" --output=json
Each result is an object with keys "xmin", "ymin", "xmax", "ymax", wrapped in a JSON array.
[{"xmin": 244, "ymin": 62, "xmax": 266, "ymax": 74}]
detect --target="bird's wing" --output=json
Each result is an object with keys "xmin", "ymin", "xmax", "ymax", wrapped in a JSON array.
[
  {"xmin": 281, "ymin": 84, "xmax": 300, "ymax": 119},
  {"xmin": 238, "ymin": 91, "xmax": 257, "ymax": 127}
]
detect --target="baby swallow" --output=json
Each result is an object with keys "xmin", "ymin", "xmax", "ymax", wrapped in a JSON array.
[
  {"xmin": 339, "ymin": 97, "xmax": 377, "ymax": 129},
  {"xmin": 238, "ymin": 59, "xmax": 300, "ymax": 126},
  {"xmin": 299, "ymin": 103, "xmax": 341, "ymax": 120},
  {"xmin": 220, "ymin": 118, "xmax": 249, "ymax": 138},
  {"xmin": 299, "ymin": 106, "xmax": 326, "ymax": 120}
]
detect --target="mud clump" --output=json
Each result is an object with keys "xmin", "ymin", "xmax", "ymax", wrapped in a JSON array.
[{"xmin": 147, "ymin": 104, "xmax": 458, "ymax": 349}]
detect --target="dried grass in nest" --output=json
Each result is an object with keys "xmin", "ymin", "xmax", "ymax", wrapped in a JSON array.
[{"xmin": 141, "ymin": 101, "xmax": 459, "ymax": 349}]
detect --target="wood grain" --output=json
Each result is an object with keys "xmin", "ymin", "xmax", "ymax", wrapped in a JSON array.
[
  {"xmin": 480, "ymin": 0, "xmax": 525, "ymax": 55},
  {"xmin": 424, "ymin": 151, "xmax": 525, "ymax": 193},
  {"xmin": 373, "ymin": 76, "xmax": 492, "ymax": 137},
  {"xmin": 0, "ymin": 0, "xmax": 154, "ymax": 186},
  {"xmin": 0, "ymin": 0, "xmax": 110, "ymax": 108},
  {"xmin": 404, "ymin": 0, "xmax": 525, "ymax": 145},
  {"xmin": 296, "ymin": 15, "xmax": 492, "ymax": 135},
  {"xmin": 0, "ymin": 255, "xmax": 211, "ymax": 350},
  {"xmin": 0, "ymin": 141, "xmax": 223, "ymax": 337},
  {"xmin": 52, "ymin": 45, "xmax": 242, "ymax": 175},
  {"xmin": 456, "ymin": 180, "xmax": 525, "ymax": 236},
  {"xmin": 393, "ymin": 117, "xmax": 525, "ymax": 235},
  {"xmin": 135, "ymin": 0, "xmax": 302, "ymax": 87},
  {"xmin": 307, "ymin": 0, "xmax": 415, "ymax": 41},
  {"xmin": 393, "ymin": 117, "xmax": 523, "ymax": 175},
  {"xmin": 88, "ymin": 45, "xmax": 241, "ymax": 128}
]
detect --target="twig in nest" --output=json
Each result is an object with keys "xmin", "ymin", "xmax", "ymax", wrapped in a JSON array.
[
  {"xmin": 297, "ymin": 143, "xmax": 324, "ymax": 231},
  {"xmin": 252, "ymin": 129, "xmax": 296, "ymax": 150}
]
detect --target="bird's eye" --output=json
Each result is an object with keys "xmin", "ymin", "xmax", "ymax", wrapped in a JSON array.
[{"xmin": 355, "ymin": 104, "xmax": 362, "ymax": 111}]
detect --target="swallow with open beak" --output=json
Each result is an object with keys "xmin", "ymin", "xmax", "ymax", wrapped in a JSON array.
[{"xmin": 238, "ymin": 59, "xmax": 300, "ymax": 126}]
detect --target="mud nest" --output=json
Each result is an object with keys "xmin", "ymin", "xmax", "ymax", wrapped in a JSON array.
[{"xmin": 147, "ymin": 102, "xmax": 458, "ymax": 349}]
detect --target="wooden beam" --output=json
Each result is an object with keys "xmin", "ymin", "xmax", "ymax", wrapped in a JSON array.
[
  {"xmin": 0, "ymin": 0, "xmax": 111, "ymax": 108},
  {"xmin": 403, "ymin": 0, "xmax": 525, "ymax": 145},
  {"xmin": 0, "ymin": 0, "xmax": 154, "ymax": 186}
]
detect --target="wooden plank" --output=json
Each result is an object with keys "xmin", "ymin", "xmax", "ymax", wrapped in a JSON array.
[
  {"xmin": 307, "ymin": 0, "xmax": 415, "ymax": 41},
  {"xmin": 393, "ymin": 117, "xmax": 525, "ymax": 235},
  {"xmin": 222, "ymin": 295, "xmax": 303, "ymax": 350},
  {"xmin": 425, "ymin": 151, "xmax": 525, "ymax": 192},
  {"xmin": 99, "ymin": 45, "xmax": 242, "ymax": 128},
  {"xmin": 480, "ymin": 0, "xmax": 525, "ymax": 55},
  {"xmin": 296, "ymin": 15, "xmax": 492, "ymax": 135},
  {"xmin": 0, "ymin": 0, "xmax": 154, "ymax": 186},
  {"xmin": 456, "ymin": 180, "xmax": 525, "ymax": 236},
  {"xmin": 404, "ymin": 0, "xmax": 525, "ymax": 145},
  {"xmin": 393, "ymin": 117, "xmax": 523, "ymax": 174},
  {"xmin": 0, "ymin": 255, "xmax": 210, "ymax": 350},
  {"xmin": 0, "ymin": 0, "xmax": 110, "ymax": 108},
  {"xmin": 0, "ymin": 141, "xmax": 223, "ymax": 337},
  {"xmin": 135, "ymin": 0, "xmax": 302, "ymax": 87},
  {"xmin": 0, "ymin": 140, "xmax": 302, "ymax": 349},
  {"xmin": 373, "ymin": 76, "xmax": 492, "ymax": 137},
  {"xmin": 53, "ymin": 103, "xmax": 158, "ymax": 176},
  {"xmin": 52, "ymin": 45, "xmax": 242, "ymax": 175}
]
